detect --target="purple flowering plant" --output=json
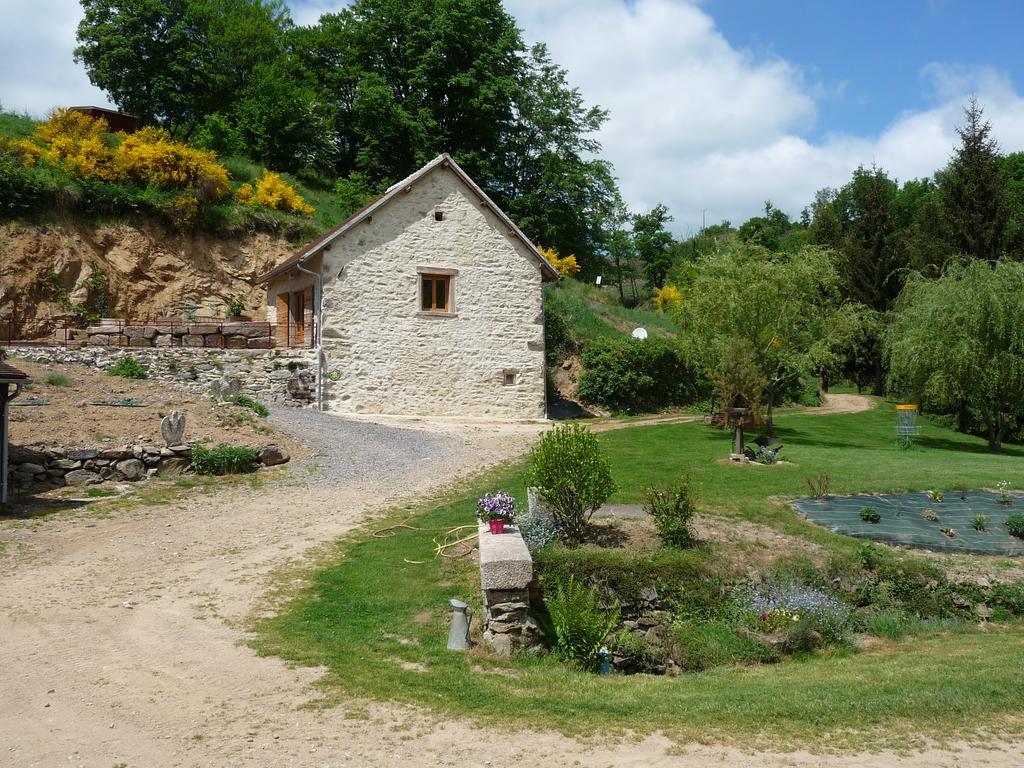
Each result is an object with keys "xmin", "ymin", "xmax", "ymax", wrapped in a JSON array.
[
  {"xmin": 477, "ymin": 491, "xmax": 518, "ymax": 523},
  {"xmin": 736, "ymin": 581, "xmax": 852, "ymax": 644}
]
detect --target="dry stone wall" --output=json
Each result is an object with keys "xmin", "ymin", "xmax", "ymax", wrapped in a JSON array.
[
  {"xmin": 7, "ymin": 441, "xmax": 289, "ymax": 494},
  {"xmin": 8, "ymin": 345, "xmax": 318, "ymax": 406},
  {"xmin": 64, "ymin": 320, "xmax": 278, "ymax": 350}
]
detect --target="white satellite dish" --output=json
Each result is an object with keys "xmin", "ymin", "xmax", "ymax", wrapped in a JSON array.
[{"xmin": 632, "ymin": 327, "xmax": 648, "ymax": 340}]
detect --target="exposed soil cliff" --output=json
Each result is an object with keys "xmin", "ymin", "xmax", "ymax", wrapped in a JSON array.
[{"xmin": 0, "ymin": 219, "xmax": 297, "ymax": 335}]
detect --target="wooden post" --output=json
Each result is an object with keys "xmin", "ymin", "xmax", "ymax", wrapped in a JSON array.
[{"xmin": 1, "ymin": 383, "xmax": 8, "ymax": 505}]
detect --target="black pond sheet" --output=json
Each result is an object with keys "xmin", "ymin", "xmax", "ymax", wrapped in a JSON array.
[{"xmin": 792, "ymin": 491, "xmax": 1024, "ymax": 556}]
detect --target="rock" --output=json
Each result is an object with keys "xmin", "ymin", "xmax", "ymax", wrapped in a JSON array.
[
  {"xmin": 132, "ymin": 445, "xmax": 144, "ymax": 460},
  {"xmin": 67, "ymin": 449, "xmax": 99, "ymax": 461},
  {"xmin": 160, "ymin": 410, "xmax": 186, "ymax": 447},
  {"xmin": 65, "ymin": 469, "xmax": 102, "ymax": 486},
  {"xmin": 17, "ymin": 462, "xmax": 46, "ymax": 475},
  {"xmin": 116, "ymin": 459, "xmax": 146, "ymax": 481},
  {"xmin": 50, "ymin": 459, "xmax": 82, "ymax": 470},
  {"xmin": 257, "ymin": 445, "xmax": 289, "ymax": 466},
  {"xmin": 485, "ymin": 631, "xmax": 513, "ymax": 656},
  {"xmin": 158, "ymin": 457, "xmax": 191, "ymax": 476}
]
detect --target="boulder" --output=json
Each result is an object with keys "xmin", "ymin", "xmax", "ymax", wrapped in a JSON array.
[
  {"xmin": 67, "ymin": 449, "xmax": 99, "ymax": 461},
  {"xmin": 182, "ymin": 334, "xmax": 205, "ymax": 347},
  {"xmin": 257, "ymin": 445, "xmax": 289, "ymax": 466},
  {"xmin": 17, "ymin": 462, "xmax": 46, "ymax": 475},
  {"xmin": 158, "ymin": 457, "xmax": 191, "ymax": 476},
  {"xmin": 51, "ymin": 459, "xmax": 82, "ymax": 470},
  {"xmin": 65, "ymin": 469, "xmax": 102, "ymax": 486},
  {"xmin": 116, "ymin": 459, "xmax": 146, "ymax": 480}
]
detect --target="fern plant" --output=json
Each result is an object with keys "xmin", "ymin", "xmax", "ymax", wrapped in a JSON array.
[{"xmin": 546, "ymin": 576, "xmax": 619, "ymax": 672}]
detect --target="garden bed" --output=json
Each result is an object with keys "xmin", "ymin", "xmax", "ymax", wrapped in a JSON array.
[{"xmin": 793, "ymin": 491, "xmax": 1024, "ymax": 556}]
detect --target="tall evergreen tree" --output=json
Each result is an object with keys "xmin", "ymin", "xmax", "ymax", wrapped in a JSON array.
[{"xmin": 940, "ymin": 98, "xmax": 1010, "ymax": 264}]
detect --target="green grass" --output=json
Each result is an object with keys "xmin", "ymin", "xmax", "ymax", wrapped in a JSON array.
[
  {"xmin": 545, "ymin": 279, "xmax": 678, "ymax": 344},
  {"xmin": 254, "ymin": 403, "xmax": 1024, "ymax": 749},
  {"xmin": 45, "ymin": 372, "xmax": 72, "ymax": 387},
  {"xmin": 0, "ymin": 110, "xmax": 36, "ymax": 139}
]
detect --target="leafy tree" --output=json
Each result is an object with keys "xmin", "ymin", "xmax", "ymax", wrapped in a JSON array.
[
  {"xmin": 887, "ymin": 260, "xmax": 1024, "ymax": 450},
  {"xmin": 738, "ymin": 201, "xmax": 807, "ymax": 252},
  {"xmin": 940, "ymin": 98, "xmax": 1010, "ymax": 264},
  {"xmin": 76, "ymin": 0, "xmax": 291, "ymax": 138},
  {"xmin": 818, "ymin": 166, "xmax": 910, "ymax": 393},
  {"xmin": 633, "ymin": 203, "xmax": 675, "ymax": 288},
  {"xmin": 676, "ymin": 243, "xmax": 842, "ymax": 423}
]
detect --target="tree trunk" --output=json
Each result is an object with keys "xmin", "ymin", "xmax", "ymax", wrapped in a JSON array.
[{"xmin": 872, "ymin": 354, "xmax": 884, "ymax": 397}]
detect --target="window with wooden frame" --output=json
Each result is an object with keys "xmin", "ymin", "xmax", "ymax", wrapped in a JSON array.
[{"xmin": 420, "ymin": 274, "xmax": 452, "ymax": 313}]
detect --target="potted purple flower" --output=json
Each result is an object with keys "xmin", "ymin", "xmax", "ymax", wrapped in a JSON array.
[{"xmin": 477, "ymin": 491, "xmax": 517, "ymax": 534}]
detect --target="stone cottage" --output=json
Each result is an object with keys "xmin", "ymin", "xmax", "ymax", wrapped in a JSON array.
[{"xmin": 257, "ymin": 154, "xmax": 559, "ymax": 419}]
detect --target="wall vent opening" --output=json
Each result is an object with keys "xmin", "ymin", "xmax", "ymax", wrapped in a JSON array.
[{"xmin": 434, "ymin": 210, "xmax": 445, "ymax": 221}]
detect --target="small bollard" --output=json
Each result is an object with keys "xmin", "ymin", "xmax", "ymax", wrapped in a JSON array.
[
  {"xmin": 597, "ymin": 645, "xmax": 611, "ymax": 675},
  {"xmin": 447, "ymin": 598, "xmax": 471, "ymax": 651}
]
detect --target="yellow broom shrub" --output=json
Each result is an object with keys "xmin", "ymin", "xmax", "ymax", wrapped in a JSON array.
[
  {"xmin": 652, "ymin": 284, "xmax": 683, "ymax": 312},
  {"xmin": 538, "ymin": 245, "xmax": 580, "ymax": 278},
  {"xmin": 0, "ymin": 137, "xmax": 44, "ymax": 167},
  {"xmin": 236, "ymin": 170, "xmax": 314, "ymax": 216}
]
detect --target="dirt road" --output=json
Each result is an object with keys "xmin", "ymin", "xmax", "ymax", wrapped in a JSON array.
[{"xmin": 2, "ymin": 405, "xmax": 1020, "ymax": 768}]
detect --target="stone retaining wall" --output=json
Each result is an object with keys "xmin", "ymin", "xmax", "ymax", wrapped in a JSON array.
[
  {"xmin": 477, "ymin": 521, "xmax": 541, "ymax": 655},
  {"xmin": 7, "ymin": 442, "xmax": 288, "ymax": 493},
  {"xmin": 8, "ymin": 345, "xmax": 318, "ymax": 406},
  {"xmin": 57, "ymin": 320, "xmax": 281, "ymax": 350}
]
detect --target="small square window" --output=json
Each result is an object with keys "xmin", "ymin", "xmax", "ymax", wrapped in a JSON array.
[
  {"xmin": 503, "ymin": 370, "xmax": 517, "ymax": 386},
  {"xmin": 421, "ymin": 274, "xmax": 451, "ymax": 312},
  {"xmin": 434, "ymin": 210, "xmax": 445, "ymax": 221}
]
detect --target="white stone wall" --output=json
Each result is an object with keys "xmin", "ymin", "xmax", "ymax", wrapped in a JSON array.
[{"xmin": 309, "ymin": 166, "xmax": 547, "ymax": 419}]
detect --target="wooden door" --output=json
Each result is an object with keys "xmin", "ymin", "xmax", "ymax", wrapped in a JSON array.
[
  {"xmin": 275, "ymin": 293, "xmax": 290, "ymax": 347},
  {"xmin": 292, "ymin": 291, "xmax": 305, "ymax": 346}
]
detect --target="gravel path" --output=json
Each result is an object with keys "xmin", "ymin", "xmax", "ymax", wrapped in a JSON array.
[{"xmin": 270, "ymin": 406, "xmax": 453, "ymax": 483}]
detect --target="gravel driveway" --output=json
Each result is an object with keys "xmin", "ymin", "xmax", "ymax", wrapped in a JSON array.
[{"xmin": 271, "ymin": 406, "xmax": 454, "ymax": 483}]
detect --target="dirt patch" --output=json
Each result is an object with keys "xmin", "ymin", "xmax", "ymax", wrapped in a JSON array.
[
  {"xmin": 7, "ymin": 358, "xmax": 307, "ymax": 457},
  {"xmin": 815, "ymin": 392, "xmax": 875, "ymax": 414}
]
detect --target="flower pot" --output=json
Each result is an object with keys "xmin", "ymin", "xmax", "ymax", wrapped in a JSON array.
[{"xmin": 488, "ymin": 519, "xmax": 506, "ymax": 535}]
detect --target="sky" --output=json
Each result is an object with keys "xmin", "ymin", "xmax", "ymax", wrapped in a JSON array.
[{"xmin": 3, "ymin": 0, "xmax": 1024, "ymax": 234}]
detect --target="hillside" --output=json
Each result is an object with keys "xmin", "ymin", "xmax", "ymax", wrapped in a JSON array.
[
  {"xmin": 0, "ymin": 220, "xmax": 293, "ymax": 334},
  {"xmin": 545, "ymin": 279, "xmax": 677, "ymax": 344}
]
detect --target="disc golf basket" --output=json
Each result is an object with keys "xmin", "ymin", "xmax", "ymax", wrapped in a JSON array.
[{"xmin": 896, "ymin": 404, "xmax": 921, "ymax": 448}]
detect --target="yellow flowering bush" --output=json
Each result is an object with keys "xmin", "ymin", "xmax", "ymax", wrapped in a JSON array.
[
  {"xmin": 538, "ymin": 245, "xmax": 580, "ymax": 278},
  {"xmin": 236, "ymin": 170, "xmax": 314, "ymax": 216},
  {"xmin": 115, "ymin": 127, "xmax": 230, "ymax": 198},
  {"xmin": 653, "ymin": 284, "xmax": 683, "ymax": 312},
  {"xmin": 0, "ymin": 137, "xmax": 44, "ymax": 167}
]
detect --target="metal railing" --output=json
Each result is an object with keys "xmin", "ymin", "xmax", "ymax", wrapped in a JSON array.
[{"xmin": 0, "ymin": 318, "xmax": 315, "ymax": 349}]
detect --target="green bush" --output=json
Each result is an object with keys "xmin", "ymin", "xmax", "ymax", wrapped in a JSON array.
[
  {"xmin": 190, "ymin": 443, "xmax": 259, "ymax": 475},
  {"xmin": 644, "ymin": 478, "xmax": 698, "ymax": 548},
  {"xmin": 1006, "ymin": 513, "xmax": 1024, "ymax": 539},
  {"xmin": 106, "ymin": 356, "xmax": 147, "ymax": 379},
  {"xmin": 670, "ymin": 619, "xmax": 777, "ymax": 671},
  {"xmin": 528, "ymin": 423, "xmax": 615, "ymax": 544},
  {"xmin": 611, "ymin": 629, "xmax": 668, "ymax": 674},
  {"xmin": 577, "ymin": 336, "xmax": 703, "ymax": 413},
  {"xmin": 45, "ymin": 372, "xmax": 72, "ymax": 387},
  {"xmin": 543, "ymin": 305, "xmax": 576, "ymax": 362},
  {"xmin": 235, "ymin": 395, "xmax": 269, "ymax": 417},
  {"xmin": 545, "ymin": 576, "xmax": 619, "ymax": 672},
  {"xmin": 859, "ymin": 507, "xmax": 881, "ymax": 523}
]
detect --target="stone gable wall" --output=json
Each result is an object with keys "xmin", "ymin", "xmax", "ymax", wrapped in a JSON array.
[{"xmin": 311, "ymin": 167, "xmax": 547, "ymax": 419}]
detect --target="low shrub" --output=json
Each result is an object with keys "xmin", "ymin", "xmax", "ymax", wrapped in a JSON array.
[
  {"xmin": 922, "ymin": 508, "xmax": 939, "ymax": 522},
  {"xmin": 735, "ymin": 581, "xmax": 852, "ymax": 645},
  {"xmin": 644, "ymin": 477, "xmax": 698, "ymax": 548},
  {"xmin": 527, "ymin": 423, "xmax": 615, "ymax": 544},
  {"xmin": 235, "ymin": 395, "xmax": 269, "ymax": 417},
  {"xmin": 1006, "ymin": 513, "xmax": 1024, "ymax": 539},
  {"xmin": 859, "ymin": 507, "xmax": 881, "ymax": 523},
  {"xmin": 750, "ymin": 443, "xmax": 781, "ymax": 465},
  {"xmin": 106, "ymin": 355, "xmax": 147, "ymax": 379},
  {"xmin": 803, "ymin": 472, "xmax": 831, "ymax": 500},
  {"xmin": 543, "ymin": 304, "xmax": 576, "ymax": 362},
  {"xmin": 670, "ymin": 619, "xmax": 777, "ymax": 671},
  {"xmin": 545, "ymin": 576, "xmax": 619, "ymax": 672},
  {"xmin": 236, "ymin": 170, "xmax": 314, "ymax": 216},
  {"xmin": 190, "ymin": 443, "xmax": 259, "ymax": 475},
  {"xmin": 45, "ymin": 372, "xmax": 71, "ymax": 387},
  {"xmin": 972, "ymin": 515, "xmax": 989, "ymax": 532},
  {"xmin": 577, "ymin": 336, "xmax": 703, "ymax": 414},
  {"xmin": 516, "ymin": 510, "xmax": 558, "ymax": 552}
]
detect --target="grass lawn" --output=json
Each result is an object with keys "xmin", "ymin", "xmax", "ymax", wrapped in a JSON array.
[
  {"xmin": 253, "ymin": 401, "xmax": 1024, "ymax": 749},
  {"xmin": 545, "ymin": 279, "xmax": 678, "ymax": 343}
]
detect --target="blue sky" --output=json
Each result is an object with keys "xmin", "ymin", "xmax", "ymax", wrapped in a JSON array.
[
  {"xmin": 4, "ymin": 0, "xmax": 1024, "ymax": 232},
  {"xmin": 709, "ymin": 0, "xmax": 1024, "ymax": 139}
]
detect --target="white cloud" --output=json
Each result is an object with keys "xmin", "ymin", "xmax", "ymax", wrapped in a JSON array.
[
  {"xmin": 5, "ymin": 0, "xmax": 1024, "ymax": 234},
  {"xmin": 507, "ymin": 1, "xmax": 1024, "ymax": 233}
]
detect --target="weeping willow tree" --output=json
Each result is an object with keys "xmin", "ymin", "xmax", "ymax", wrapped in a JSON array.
[
  {"xmin": 887, "ymin": 260, "xmax": 1024, "ymax": 450},
  {"xmin": 675, "ymin": 243, "xmax": 843, "ymax": 424}
]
